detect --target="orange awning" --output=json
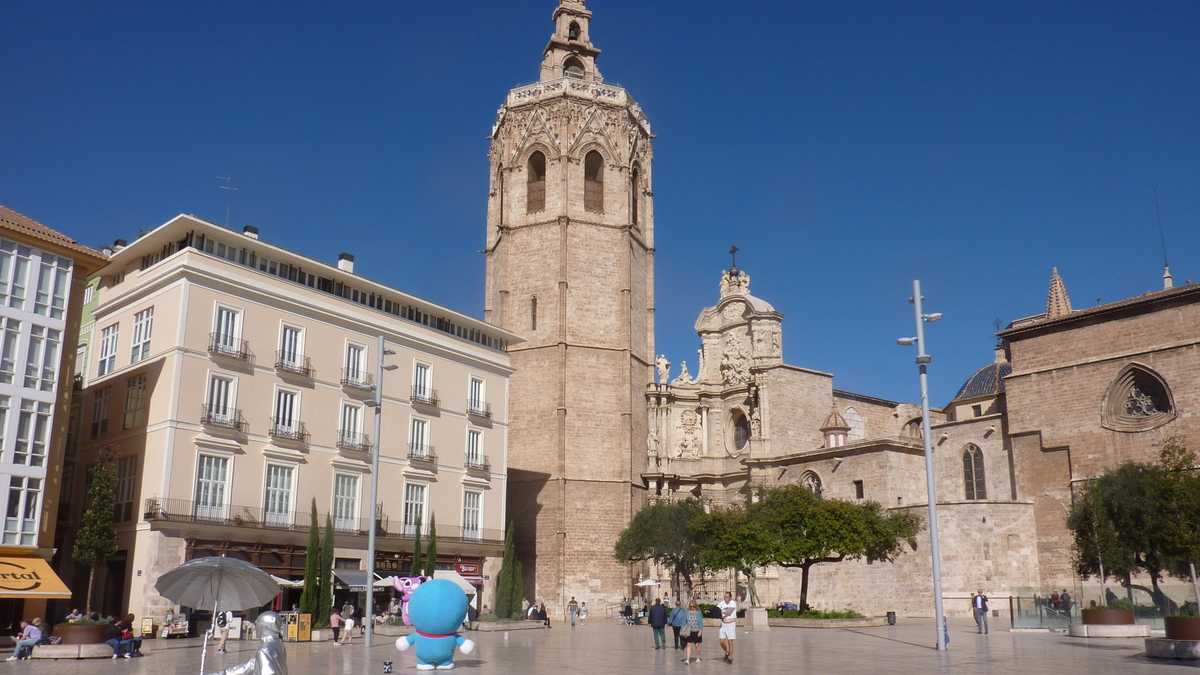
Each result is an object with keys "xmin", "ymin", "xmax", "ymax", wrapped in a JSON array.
[{"xmin": 0, "ymin": 556, "xmax": 71, "ymax": 599}]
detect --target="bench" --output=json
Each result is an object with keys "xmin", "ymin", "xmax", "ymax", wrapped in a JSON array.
[{"xmin": 32, "ymin": 642, "xmax": 148, "ymax": 659}]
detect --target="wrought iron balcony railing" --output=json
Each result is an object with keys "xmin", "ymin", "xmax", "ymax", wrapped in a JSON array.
[
  {"xmin": 407, "ymin": 443, "xmax": 436, "ymax": 462},
  {"xmin": 467, "ymin": 400, "xmax": 492, "ymax": 419},
  {"xmin": 208, "ymin": 332, "xmax": 249, "ymax": 360},
  {"xmin": 465, "ymin": 453, "xmax": 490, "ymax": 473},
  {"xmin": 275, "ymin": 351, "xmax": 312, "ymax": 377},
  {"xmin": 269, "ymin": 418, "xmax": 308, "ymax": 443},
  {"xmin": 201, "ymin": 405, "xmax": 245, "ymax": 431},
  {"xmin": 337, "ymin": 431, "xmax": 372, "ymax": 453},
  {"xmin": 411, "ymin": 386, "xmax": 439, "ymax": 406},
  {"xmin": 341, "ymin": 368, "xmax": 374, "ymax": 390}
]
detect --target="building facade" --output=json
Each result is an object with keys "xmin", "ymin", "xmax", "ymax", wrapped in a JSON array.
[
  {"xmin": 0, "ymin": 206, "xmax": 106, "ymax": 628},
  {"xmin": 60, "ymin": 214, "xmax": 519, "ymax": 619},
  {"xmin": 485, "ymin": 0, "xmax": 656, "ymax": 614}
]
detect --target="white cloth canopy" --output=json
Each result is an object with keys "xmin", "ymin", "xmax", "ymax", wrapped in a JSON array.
[
  {"xmin": 271, "ymin": 575, "xmax": 304, "ymax": 589},
  {"xmin": 433, "ymin": 570, "xmax": 478, "ymax": 596},
  {"xmin": 635, "ymin": 579, "xmax": 660, "ymax": 587}
]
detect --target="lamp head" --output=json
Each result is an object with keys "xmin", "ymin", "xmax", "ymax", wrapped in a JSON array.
[{"xmin": 896, "ymin": 337, "xmax": 916, "ymax": 346}]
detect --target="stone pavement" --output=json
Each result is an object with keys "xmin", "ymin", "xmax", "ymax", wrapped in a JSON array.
[{"xmin": 3, "ymin": 619, "xmax": 1189, "ymax": 674}]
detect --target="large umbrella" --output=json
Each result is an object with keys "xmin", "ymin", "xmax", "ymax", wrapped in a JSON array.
[{"xmin": 155, "ymin": 557, "xmax": 280, "ymax": 674}]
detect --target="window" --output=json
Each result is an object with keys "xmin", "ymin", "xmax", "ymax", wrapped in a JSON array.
[
  {"xmin": 279, "ymin": 325, "xmax": 303, "ymax": 367},
  {"xmin": 339, "ymin": 401, "xmax": 364, "ymax": 446},
  {"xmin": 733, "ymin": 412, "xmax": 751, "ymax": 450},
  {"xmin": 131, "ymin": 308, "xmax": 154, "ymax": 362},
  {"xmin": 0, "ymin": 241, "xmax": 31, "ymax": 309},
  {"xmin": 463, "ymin": 491, "xmax": 482, "ymax": 540},
  {"xmin": 1102, "ymin": 363, "xmax": 1176, "ymax": 432},
  {"xmin": 584, "ymin": 151, "xmax": 604, "ymax": 213},
  {"xmin": 469, "ymin": 377, "xmax": 485, "ymax": 413},
  {"xmin": 205, "ymin": 374, "xmax": 235, "ymax": 424},
  {"xmin": 24, "ymin": 326, "xmax": 60, "ymax": 391},
  {"xmin": 0, "ymin": 397, "xmax": 8, "ymax": 460},
  {"xmin": 115, "ymin": 455, "xmax": 136, "ymax": 521},
  {"xmin": 14, "ymin": 400, "xmax": 50, "ymax": 467},
  {"xmin": 963, "ymin": 445, "xmax": 986, "ymax": 501},
  {"xmin": 83, "ymin": 284, "xmax": 94, "ymax": 306},
  {"xmin": 527, "ymin": 152, "xmax": 546, "ymax": 213},
  {"xmin": 564, "ymin": 56, "xmax": 585, "ymax": 79},
  {"xmin": 409, "ymin": 418, "xmax": 429, "ymax": 457},
  {"xmin": 466, "ymin": 429, "xmax": 483, "ymax": 466},
  {"xmin": 74, "ymin": 343, "xmax": 87, "ymax": 377},
  {"xmin": 799, "ymin": 471, "xmax": 822, "ymax": 497},
  {"xmin": 3, "ymin": 477, "xmax": 41, "ymax": 545},
  {"xmin": 344, "ymin": 343, "xmax": 366, "ymax": 383},
  {"xmin": 854, "ymin": 480, "xmax": 865, "ymax": 500},
  {"xmin": 91, "ymin": 387, "xmax": 110, "ymax": 438},
  {"xmin": 403, "ymin": 483, "xmax": 426, "ymax": 535},
  {"xmin": 630, "ymin": 164, "xmax": 641, "ymax": 226},
  {"xmin": 844, "ymin": 407, "xmax": 865, "ymax": 441},
  {"xmin": 123, "ymin": 375, "xmax": 147, "ymax": 429},
  {"xmin": 568, "ymin": 21, "xmax": 580, "ymax": 41},
  {"xmin": 0, "ymin": 319, "xmax": 19, "ymax": 384},
  {"xmin": 971, "ymin": 404, "xmax": 983, "ymax": 418},
  {"xmin": 97, "ymin": 324, "xmax": 118, "ymax": 376},
  {"xmin": 273, "ymin": 388, "xmax": 299, "ymax": 432},
  {"xmin": 264, "ymin": 464, "xmax": 294, "ymax": 527},
  {"xmin": 194, "ymin": 454, "xmax": 229, "ymax": 520},
  {"xmin": 530, "ymin": 297, "xmax": 537, "ymax": 331},
  {"xmin": 413, "ymin": 362, "xmax": 432, "ymax": 399},
  {"xmin": 213, "ymin": 306, "xmax": 241, "ymax": 352},
  {"xmin": 34, "ymin": 255, "xmax": 70, "ymax": 318},
  {"xmin": 332, "ymin": 473, "xmax": 359, "ymax": 531}
]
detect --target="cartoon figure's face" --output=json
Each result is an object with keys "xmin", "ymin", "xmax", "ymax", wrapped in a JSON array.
[
  {"xmin": 393, "ymin": 576, "xmax": 426, "ymax": 598},
  {"xmin": 408, "ymin": 579, "xmax": 468, "ymax": 634}
]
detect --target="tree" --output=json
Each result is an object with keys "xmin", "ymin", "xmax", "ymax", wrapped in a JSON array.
[
  {"xmin": 73, "ymin": 453, "xmax": 117, "ymax": 614},
  {"xmin": 494, "ymin": 524, "xmax": 523, "ymax": 619},
  {"xmin": 695, "ymin": 504, "xmax": 774, "ymax": 606},
  {"xmin": 316, "ymin": 513, "xmax": 335, "ymax": 627},
  {"xmin": 410, "ymin": 520, "xmax": 423, "ymax": 577},
  {"xmin": 299, "ymin": 499, "xmax": 320, "ymax": 616},
  {"xmin": 614, "ymin": 499, "xmax": 710, "ymax": 602},
  {"xmin": 425, "ymin": 514, "xmax": 438, "ymax": 576},
  {"xmin": 734, "ymin": 486, "xmax": 919, "ymax": 611}
]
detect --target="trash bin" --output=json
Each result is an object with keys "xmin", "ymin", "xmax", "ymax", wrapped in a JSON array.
[{"xmin": 886, "ymin": 611, "xmax": 897, "ymax": 625}]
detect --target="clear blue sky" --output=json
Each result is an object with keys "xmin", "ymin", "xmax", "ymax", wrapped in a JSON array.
[{"xmin": 3, "ymin": 1, "xmax": 1198, "ymax": 404}]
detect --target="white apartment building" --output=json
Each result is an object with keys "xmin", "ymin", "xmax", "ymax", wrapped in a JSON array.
[
  {"xmin": 60, "ymin": 214, "xmax": 518, "ymax": 620},
  {"xmin": 0, "ymin": 206, "xmax": 106, "ymax": 629}
]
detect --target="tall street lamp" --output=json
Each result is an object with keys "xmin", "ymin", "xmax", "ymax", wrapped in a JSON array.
[
  {"xmin": 897, "ymin": 279, "xmax": 947, "ymax": 651},
  {"xmin": 365, "ymin": 336, "xmax": 397, "ymax": 649}
]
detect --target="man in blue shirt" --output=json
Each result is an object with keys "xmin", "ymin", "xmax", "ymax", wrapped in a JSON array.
[{"xmin": 668, "ymin": 601, "xmax": 688, "ymax": 649}]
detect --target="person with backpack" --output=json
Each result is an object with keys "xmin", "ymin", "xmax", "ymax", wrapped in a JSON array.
[{"xmin": 215, "ymin": 609, "xmax": 234, "ymax": 653}]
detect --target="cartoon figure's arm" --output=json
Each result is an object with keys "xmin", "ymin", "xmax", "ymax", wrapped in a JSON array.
[
  {"xmin": 396, "ymin": 636, "xmax": 412, "ymax": 651},
  {"xmin": 456, "ymin": 635, "xmax": 475, "ymax": 654}
]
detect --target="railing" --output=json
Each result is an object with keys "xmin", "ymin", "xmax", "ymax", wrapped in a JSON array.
[
  {"xmin": 507, "ymin": 76, "xmax": 629, "ymax": 108},
  {"xmin": 411, "ymin": 386, "xmax": 439, "ymax": 406},
  {"xmin": 341, "ymin": 368, "xmax": 373, "ymax": 390},
  {"xmin": 337, "ymin": 431, "xmax": 372, "ymax": 453},
  {"xmin": 467, "ymin": 400, "xmax": 492, "ymax": 419},
  {"xmin": 465, "ymin": 454, "xmax": 490, "ymax": 473},
  {"xmin": 144, "ymin": 497, "xmax": 503, "ymax": 543},
  {"xmin": 407, "ymin": 443, "xmax": 436, "ymax": 462},
  {"xmin": 208, "ymin": 332, "xmax": 249, "ymax": 360},
  {"xmin": 201, "ymin": 405, "xmax": 245, "ymax": 431},
  {"xmin": 275, "ymin": 351, "xmax": 312, "ymax": 377},
  {"xmin": 269, "ymin": 418, "xmax": 309, "ymax": 443}
]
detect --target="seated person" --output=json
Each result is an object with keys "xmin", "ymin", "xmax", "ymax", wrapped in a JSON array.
[
  {"xmin": 65, "ymin": 609, "xmax": 83, "ymax": 623},
  {"xmin": 8, "ymin": 619, "xmax": 42, "ymax": 660},
  {"xmin": 121, "ymin": 614, "xmax": 143, "ymax": 656}
]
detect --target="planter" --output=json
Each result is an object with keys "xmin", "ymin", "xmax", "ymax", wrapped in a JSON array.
[
  {"xmin": 1165, "ymin": 617, "xmax": 1200, "ymax": 641},
  {"xmin": 1081, "ymin": 608, "xmax": 1134, "ymax": 626},
  {"xmin": 51, "ymin": 623, "xmax": 108, "ymax": 645}
]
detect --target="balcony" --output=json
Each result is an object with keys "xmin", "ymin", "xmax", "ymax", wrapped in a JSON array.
[
  {"xmin": 336, "ymin": 431, "xmax": 372, "ymax": 454},
  {"xmin": 209, "ymin": 332, "xmax": 249, "ymax": 361},
  {"xmin": 341, "ymin": 368, "xmax": 374, "ymax": 391},
  {"xmin": 275, "ymin": 351, "xmax": 312, "ymax": 378},
  {"xmin": 411, "ymin": 386, "xmax": 439, "ymax": 407},
  {"xmin": 143, "ymin": 497, "xmax": 385, "ymax": 536},
  {"xmin": 201, "ymin": 405, "xmax": 245, "ymax": 432},
  {"xmin": 269, "ymin": 418, "xmax": 309, "ymax": 444},
  {"xmin": 407, "ymin": 443, "xmax": 436, "ymax": 464},
  {"xmin": 467, "ymin": 400, "xmax": 492, "ymax": 420},
  {"xmin": 465, "ymin": 453, "xmax": 490, "ymax": 478}
]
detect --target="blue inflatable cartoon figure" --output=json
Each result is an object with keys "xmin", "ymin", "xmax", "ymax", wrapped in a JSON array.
[{"xmin": 395, "ymin": 579, "xmax": 475, "ymax": 670}]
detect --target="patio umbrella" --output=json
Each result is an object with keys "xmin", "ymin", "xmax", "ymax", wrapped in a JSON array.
[
  {"xmin": 635, "ymin": 579, "xmax": 660, "ymax": 587},
  {"xmin": 155, "ymin": 556, "xmax": 280, "ymax": 674}
]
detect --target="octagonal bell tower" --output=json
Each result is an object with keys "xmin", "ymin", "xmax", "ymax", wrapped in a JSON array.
[{"xmin": 484, "ymin": 0, "xmax": 656, "ymax": 615}]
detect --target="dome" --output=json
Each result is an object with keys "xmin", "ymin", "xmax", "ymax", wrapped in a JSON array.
[
  {"xmin": 745, "ymin": 293, "xmax": 776, "ymax": 314},
  {"xmin": 820, "ymin": 407, "xmax": 850, "ymax": 432},
  {"xmin": 952, "ymin": 360, "xmax": 1012, "ymax": 402}
]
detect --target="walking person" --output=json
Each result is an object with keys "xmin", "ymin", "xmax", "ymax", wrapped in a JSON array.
[
  {"xmin": 668, "ymin": 601, "xmax": 687, "ymax": 649},
  {"xmin": 717, "ymin": 591, "xmax": 738, "ymax": 664},
  {"xmin": 341, "ymin": 603, "xmax": 356, "ymax": 645},
  {"xmin": 579, "ymin": 602, "xmax": 588, "ymax": 624},
  {"xmin": 682, "ymin": 600, "xmax": 704, "ymax": 665},
  {"xmin": 330, "ymin": 608, "xmax": 343, "ymax": 646},
  {"xmin": 568, "ymin": 596, "xmax": 579, "ymax": 627},
  {"xmin": 648, "ymin": 598, "xmax": 668, "ymax": 650},
  {"xmin": 972, "ymin": 590, "xmax": 989, "ymax": 635},
  {"xmin": 215, "ymin": 609, "xmax": 234, "ymax": 653}
]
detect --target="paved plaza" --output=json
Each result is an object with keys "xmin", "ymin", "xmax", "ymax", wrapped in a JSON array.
[{"xmin": 3, "ymin": 619, "xmax": 1192, "ymax": 674}]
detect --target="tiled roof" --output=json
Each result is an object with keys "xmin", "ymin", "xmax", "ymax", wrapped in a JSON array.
[
  {"xmin": 0, "ymin": 206, "xmax": 107, "ymax": 263},
  {"xmin": 951, "ymin": 361, "xmax": 1012, "ymax": 402},
  {"xmin": 820, "ymin": 407, "xmax": 850, "ymax": 431},
  {"xmin": 1000, "ymin": 282, "xmax": 1200, "ymax": 338}
]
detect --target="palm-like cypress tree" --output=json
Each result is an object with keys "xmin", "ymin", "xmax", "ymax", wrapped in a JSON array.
[
  {"xmin": 425, "ymin": 514, "xmax": 438, "ymax": 576},
  {"xmin": 299, "ymin": 499, "xmax": 320, "ymax": 615},
  {"xmin": 317, "ymin": 513, "xmax": 334, "ymax": 626},
  {"xmin": 410, "ymin": 520, "xmax": 424, "ymax": 577}
]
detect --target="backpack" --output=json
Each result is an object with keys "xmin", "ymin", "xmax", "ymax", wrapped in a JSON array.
[{"xmin": 216, "ymin": 612, "xmax": 228, "ymax": 628}]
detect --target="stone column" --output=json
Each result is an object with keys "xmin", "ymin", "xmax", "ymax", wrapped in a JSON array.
[{"xmin": 700, "ymin": 406, "xmax": 709, "ymax": 456}]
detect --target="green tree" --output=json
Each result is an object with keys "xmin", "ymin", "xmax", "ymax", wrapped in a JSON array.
[
  {"xmin": 299, "ymin": 499, "xmax": 320, "ymax": 615},
  {"xmin": 493, "ymin": 524, "xmax": 523, "ymax": 619},
  {"xmin": 615, "ymin": 499, "xmax": 711, "ymax": 602},
  {"xmin": 73, "ymin": 453, "xmax": 118, "ymax": 614},
  {"xmin": 425, "ymin": 514, "xmax": 438, "ymax": 576},
  {"xmin": 695, "ymin": 503, "xmax": 775, "ymax": 606},
  {"xmin": 410, "ymin": 520, "xmax": 423, "ymax": 577},
  {"xmin": 316, "ymin": 513, "xmax": 335, "ymax": 627}
]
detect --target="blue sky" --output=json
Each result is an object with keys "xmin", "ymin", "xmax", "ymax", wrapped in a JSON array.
[{"xmin": 3, "ymin": 0, "xmax": 1198, "ymax": 404}]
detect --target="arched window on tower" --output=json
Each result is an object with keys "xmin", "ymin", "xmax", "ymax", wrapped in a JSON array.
[
  {"xmin": 530, "ymin": 297, "xmax": 538, "ymax": 331},
  {"xmin": 584, "ymin": 151, "xmax": 604, "ymax": 213},
  {"xmin": 527, "ymin": 152, "xmax": 546, "ymax": 214},
  {"xmin": 630, "ymin": 164, "xmax": 641, "ymax": 227},
  {"xmin": 568, "ymin": 21, "xmax": 581, "ymax": 41},
  {"xmin": 564, "ymin": 56, "xmax": 585, "ymax": 79},
  {"xmin": 963, "ymin": 444, "xmax": 986, "ymax": 500}
]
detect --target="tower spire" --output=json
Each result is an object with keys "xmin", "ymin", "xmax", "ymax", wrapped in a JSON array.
[
  {"xmin": 1046, "ymin": 267, "xmax": 1073, "ymax": 318},
  {"xmin": 541, "ymin": 0, "xmax": 602, "ymax": 82}
]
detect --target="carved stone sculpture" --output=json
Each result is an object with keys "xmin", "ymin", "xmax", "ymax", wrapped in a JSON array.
[
  {"xmin": 672, "ymin": 360, "xmax": 693, "ymax": 385},
  {"xmin": 720, "ymin": 332, "xmax": 751, "ymax": 385},
  {"xmin": 655, "ymin": 354, "xmax": 671, "ymax": 384},
  {"xmin": 678, "ymin": 410, "xmax": 701, "ymax": 459}
]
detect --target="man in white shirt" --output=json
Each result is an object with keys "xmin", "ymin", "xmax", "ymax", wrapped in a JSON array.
[
  {"xmin": 717, "ymin": 592, "xmax": 738, "ymax": 664},
  {"xmin": 972, "ymin": 589, "xmax": 989, "ymax": 635}
]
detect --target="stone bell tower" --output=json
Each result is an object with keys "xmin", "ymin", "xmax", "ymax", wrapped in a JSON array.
[{"xmin": 483, "ymin": 0, "xmax": 655, "ymax": 614}]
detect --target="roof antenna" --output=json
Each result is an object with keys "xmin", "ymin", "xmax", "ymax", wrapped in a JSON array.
[
  {"xmin": 1155, "ymin": 186, "xmax": 1174, "ymax": 289},
  {"xmin": 217, "ymin": 176, "xmax": 239, "ymax": 229}
]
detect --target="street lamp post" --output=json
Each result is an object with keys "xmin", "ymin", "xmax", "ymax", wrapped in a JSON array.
[
  {"xmin": 365, "ymin": 335, "xmax": 390, "ymax": 649},
  {"xmin": 898, "ymin": 279, "xmax": 948, "ymax": 651}
]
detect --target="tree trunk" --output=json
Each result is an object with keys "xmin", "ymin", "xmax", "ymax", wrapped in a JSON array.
[
  {"xmin": 800, "ymin": 563, "xmax": 812, "ymax": 612},
  {"xmin": 85, "ymin": 562, "xmax": 96, "ymax": 615}
]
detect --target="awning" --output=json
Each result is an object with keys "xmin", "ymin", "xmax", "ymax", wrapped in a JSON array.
[
  {"xmin": 334, "ymin": 571, "xmax": 389, "ymax": 592},
  {"xmin": 271, "ymin": 575, "xmax": 304, "ymax": 589},
  {"xmin": 433, "ymin": 570, "xmax": 477, "ymax": 596},
  {"xmin": 0, "ymin": 556, "xmax": 71, "ymax": 599}
]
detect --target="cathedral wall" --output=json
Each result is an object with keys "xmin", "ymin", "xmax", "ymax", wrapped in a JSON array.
[
  {"xmin": 831, "ymin": 394, "xmax": 901, "ymax": 440},
  {"xmin": 499, "ymin": 225, "xmax": 563, "ymax": 348},
  {"xmin": 564, "ymin": 348, "xmax": 630, "ymax": 482},
  {"xmin": 565, "ymin": 223, "xmax": 627, "ymax": 348},
  {"xmin": 561, "ymin": 479, "xmax": 635, "ymax": 612},
  {"xmin": 932, "ymin": 414, "xmax": 1013, "ymax": 503},
  {"xmin": 758, "ymin": 366, "xmax": 832, "ymax": 455}
]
